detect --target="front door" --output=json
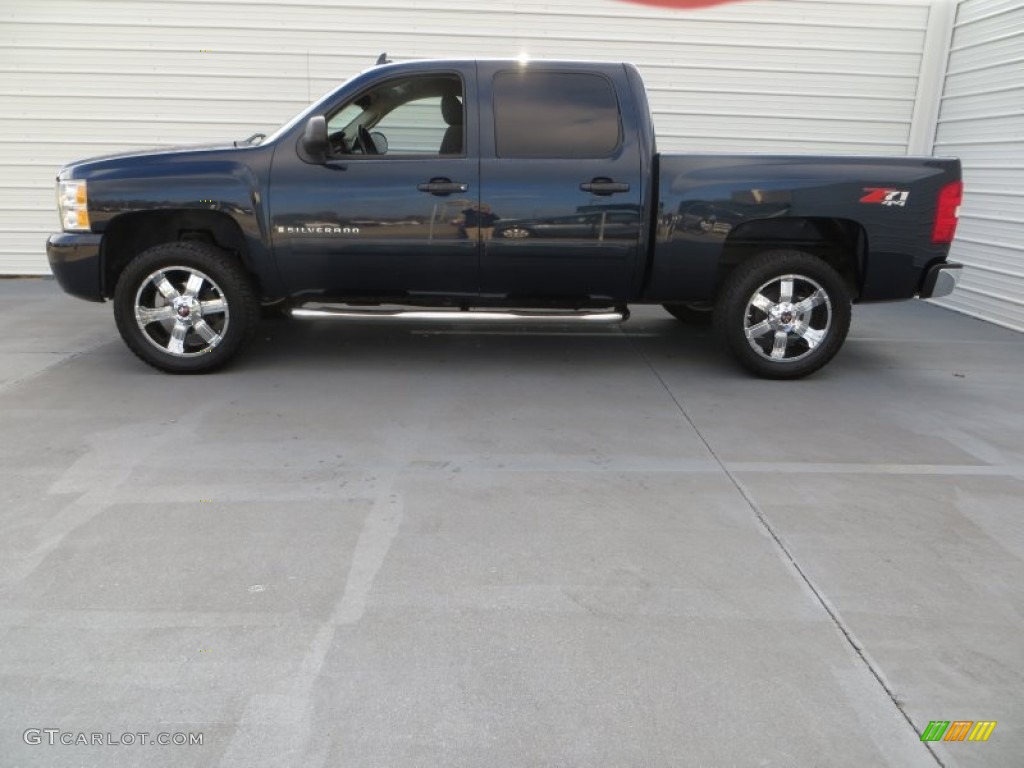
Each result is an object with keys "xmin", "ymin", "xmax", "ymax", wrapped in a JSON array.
[
  {"xmin": 477, "ymin": 64, "xmax": 644, "ymax": 302},
  {"xmin": 269, "ymin": 69, "xmax": 479, "ymax": 300}
]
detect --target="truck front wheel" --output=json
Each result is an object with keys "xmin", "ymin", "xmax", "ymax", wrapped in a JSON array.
[
  {"xmin": 714, "ymin": 250, "xmax": 851, "ymax": 379},
  {"xmin": 113, "ymin": 241, "xmax": 259, "ymax": 374}
]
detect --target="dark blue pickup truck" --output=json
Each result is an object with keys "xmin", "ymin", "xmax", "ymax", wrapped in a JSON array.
[{"xmin": 47, "ymin": 58, "xmax": 963, "ymax": 378}]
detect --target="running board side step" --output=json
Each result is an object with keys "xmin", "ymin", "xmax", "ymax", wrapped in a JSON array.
[{"xmin": 290, "ymin": 307, "xmax": 629, "ymax": 323}]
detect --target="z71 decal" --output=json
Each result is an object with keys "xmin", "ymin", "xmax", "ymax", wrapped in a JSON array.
[{"xmin": 860, "ymin": 188, "xmax": 910, "ymax": 207}]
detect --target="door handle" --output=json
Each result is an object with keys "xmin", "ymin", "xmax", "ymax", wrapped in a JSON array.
[
  {"xmin": 580, "ymin": 178, "xmax": 630, "ymax": 196},
  {"xmin": 418, "ymin": 178, "xmax": 468, "ymax": 196}
]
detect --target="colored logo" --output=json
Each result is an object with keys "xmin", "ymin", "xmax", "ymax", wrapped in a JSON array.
[
  {"xmin": 921, "ymin": 721, "xmax": 997, "ymax": 742},
  {"xmin": 617, "ymin": 0, "xmax": 749, "ymax": 8},
  {"xmin": 860, "ymin": 188, "xmax": 911, "ymax": 207}
]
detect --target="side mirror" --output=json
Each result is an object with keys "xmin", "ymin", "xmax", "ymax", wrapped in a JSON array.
[
  {"xmin": 370, "ymin": 131, "xmax": 389, "ymax": 155},
  {"xmin": 301, "ymin": 116, "xmax": 329, "ymax": 160}
]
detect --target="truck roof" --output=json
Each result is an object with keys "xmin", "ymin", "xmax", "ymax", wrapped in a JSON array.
[{"xmin": 371, "ymin": 58, "xmax": 628, "ymax": 72}]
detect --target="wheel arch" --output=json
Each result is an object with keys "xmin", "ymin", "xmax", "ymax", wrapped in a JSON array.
[
  {"xmin": 719, "ymin": 217, "xmax": 866, "ymax": 300},
  {"xmin": 100, "ymin": 209, "xmax": 258, "ymax": 299}
]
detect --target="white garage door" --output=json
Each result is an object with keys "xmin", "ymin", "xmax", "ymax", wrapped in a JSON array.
[
  {"xmin": 933, "ymin": 0, "xmax": 1024, "ymax": 331},
  {"xmin": 1, "ymin": 0, "xmax": 937, "ymax": 275}
]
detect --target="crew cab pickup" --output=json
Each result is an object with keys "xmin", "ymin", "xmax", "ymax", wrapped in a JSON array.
[{"xmin": 47, "ymin": 59, "xmax": 963, "ymax": 378}]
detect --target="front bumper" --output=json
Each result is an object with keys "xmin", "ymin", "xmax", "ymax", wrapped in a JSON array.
[
  {"xmin": 46, "ymin": 232, "xmax": 104, "ymax": 302},
  {"xmin": 920, "ymin": 262, "xmax": 962, "ymax": 300}
]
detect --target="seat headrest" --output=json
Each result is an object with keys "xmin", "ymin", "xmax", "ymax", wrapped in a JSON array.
[{"xmin": 441, "ymin": 94, "xmax": 463, "ymax": 127}]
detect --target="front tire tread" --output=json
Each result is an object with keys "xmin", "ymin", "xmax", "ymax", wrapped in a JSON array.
[{"xmin": 113, "ymin": 241, "xmax": 259, "ymax": 374}]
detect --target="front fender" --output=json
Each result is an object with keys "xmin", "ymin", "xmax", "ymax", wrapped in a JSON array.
[{"xmin": 59, "ymin": 146, "xmax": 282, "ymax": 296}]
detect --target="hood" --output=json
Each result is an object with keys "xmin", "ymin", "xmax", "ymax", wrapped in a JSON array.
[{"xmin": 58, "ymin": 140, "xmax": 261, "ymax": 179}]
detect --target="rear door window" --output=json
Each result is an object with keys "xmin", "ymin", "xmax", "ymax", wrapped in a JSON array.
[{"xmin": 492, "ymin": 71, "xmax": 621, "ymax": 159}]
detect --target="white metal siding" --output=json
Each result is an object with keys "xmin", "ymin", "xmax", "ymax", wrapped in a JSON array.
[
  {"xmin": 933, "ymin": 0, "xmax": 1024, "ymax": 331},
  {"xmin": 1, "ymin": 0, "xmax": 935, "ymax": 274}
]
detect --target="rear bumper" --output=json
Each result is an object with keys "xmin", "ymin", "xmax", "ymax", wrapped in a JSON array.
[
  {"xmin": 920, "ymin": 262, "xmax": 962, "ymax": 300},
  {"xmin": 46, "ymin": 232, "xmax": 104, "ymax": 302}
]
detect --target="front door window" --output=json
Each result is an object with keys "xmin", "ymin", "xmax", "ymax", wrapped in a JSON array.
[{"xmin": 326, "ymin": 75, "xmax": 465, "ymax": 158}]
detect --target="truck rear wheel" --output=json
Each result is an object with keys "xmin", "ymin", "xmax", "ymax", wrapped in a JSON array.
[
  {"xmin": 714, "ymin": 250, "xmax": 851, "ymax": 379},
  {"xmin": 113, "ymin": 241, "xmax": 258, "ymax": 374}
]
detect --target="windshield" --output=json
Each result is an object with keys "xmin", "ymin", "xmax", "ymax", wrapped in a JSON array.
[{"xmin": 263, "ymin": 74, "xmax": 366, "ymax": 145}]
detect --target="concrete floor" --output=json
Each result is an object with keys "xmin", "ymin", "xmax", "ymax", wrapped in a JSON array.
[{"xmin": 1, "ymin": 278, "xmax": 1022, "ymax": 768}]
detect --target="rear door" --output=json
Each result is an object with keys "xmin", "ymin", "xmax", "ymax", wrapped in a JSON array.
[{"xmin": 477, "ymin": 63, "xmax": 644, "ymax": 302}]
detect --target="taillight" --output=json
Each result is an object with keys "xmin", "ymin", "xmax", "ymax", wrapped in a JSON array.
[{"xmin": 932, "ymin": 180, "xmax": 963, "ymax": 244}]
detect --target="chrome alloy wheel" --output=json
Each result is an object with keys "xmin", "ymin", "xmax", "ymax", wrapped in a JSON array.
[
  {"xmin": 134, "ymin": 267, "xmax": 230, "ymax": 357},
  {"xmin": 743, "ymin": 273, "xmax": 832, "ymax": 363}
]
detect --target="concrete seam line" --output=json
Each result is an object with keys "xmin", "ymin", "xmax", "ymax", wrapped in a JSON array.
[
  {"xmin": 0, "ymin": 336, "xmax": 117, "ymax": 395},
  {"xmin": 627, "ymin": 340, "xmax": 946, "ymax": 768}
]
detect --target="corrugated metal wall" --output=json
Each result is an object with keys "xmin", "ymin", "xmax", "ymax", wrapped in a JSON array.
[
  {"xmin": 2, "ymin": 0, "xmax": 937, "ymax": 274},
  {"xmin": 932, "ymin": 0, "xmax": 1024, "ymax": 331}
]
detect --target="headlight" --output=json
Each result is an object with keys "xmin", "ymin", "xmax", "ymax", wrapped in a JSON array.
[{"xmin": 57, "ymin": 179, "xmax": 90, "ymax": 232}]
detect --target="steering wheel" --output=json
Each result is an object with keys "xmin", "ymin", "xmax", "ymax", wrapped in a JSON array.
[
  {"xmin": 356, "ymin": 125, "xmax": 379, "ymax": 155},
  {"xmin": 328, "ymin": 130, "xmax": 348, "ymax": 155}
]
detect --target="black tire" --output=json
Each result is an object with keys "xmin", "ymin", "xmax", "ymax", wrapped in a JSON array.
[
  {"xmin": 663, "ymin": 302, "xmax": 714, "ymax": 326},
  {"xmin": 113, "ymin": 241, "xmax": 259, "ymax": 374},
  {"xmin": 260, "ymin": 301, "xmax": 292, "ymax": 320},
  {"xmin": 714, "ymin": 250, "xmax": 851, "ymax": 379}
]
